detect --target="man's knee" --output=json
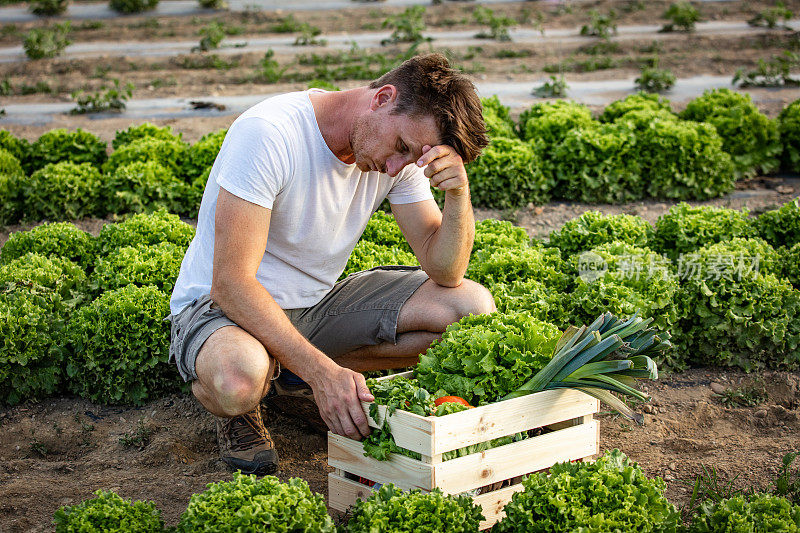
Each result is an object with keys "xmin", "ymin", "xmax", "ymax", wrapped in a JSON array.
[
  {"xmin": 452, "ymin": 279, "xmax": 496, "ymax": 320},
  {"xmin": 194, "ymin": 327, "xmax": 272, "ymax": 416}
]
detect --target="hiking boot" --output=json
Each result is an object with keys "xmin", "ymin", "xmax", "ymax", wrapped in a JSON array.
[
  {"xmin": 265, "ymin": 371, "xmax": 328, "ymax": 434},
  {"xmin": 216, "ymin": 406, "xmax": 279, "ymax": 475}
]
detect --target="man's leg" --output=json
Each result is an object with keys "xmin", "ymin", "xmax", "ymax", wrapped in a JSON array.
[
  {"xmin": 335, "ymin": 278, "xmax": 496, "ymax": 371},
  {"xmin": 192, "ymin": 324, "xmax": 279, "ymax": 475}
]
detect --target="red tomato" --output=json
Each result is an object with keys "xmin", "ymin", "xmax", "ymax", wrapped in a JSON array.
[{"xmin": 434, "ymin": 396, "xmax": 472, "ymax": 407}]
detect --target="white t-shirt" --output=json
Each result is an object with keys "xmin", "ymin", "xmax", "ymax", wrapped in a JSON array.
[{"xmin": 170, "ymin": 90, "xmax": 434, "ymax": 315}]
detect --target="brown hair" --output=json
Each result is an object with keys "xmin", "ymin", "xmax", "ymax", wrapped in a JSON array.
[{"xmin": 369, "ymin": 53, "xmax": 489, "ymax": 163}]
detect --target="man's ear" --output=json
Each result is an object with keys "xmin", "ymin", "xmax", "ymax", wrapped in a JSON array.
[{"xmin": 371, "ymin": 85, "xmax": 398, "ymax": 111}]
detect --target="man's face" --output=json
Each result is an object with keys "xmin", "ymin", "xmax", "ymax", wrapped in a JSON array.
[{"xmin": 350, "ymin": 102, "xmax": 441, "ymax": 177}]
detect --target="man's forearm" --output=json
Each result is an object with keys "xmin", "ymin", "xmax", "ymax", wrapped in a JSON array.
[
  {"xmin": 210, "ymin": 278, "xmax": 336, "ymax": 384},
  {"xmin": 422, "ymin": 188, "xmax": 475, "ymax": 287}
]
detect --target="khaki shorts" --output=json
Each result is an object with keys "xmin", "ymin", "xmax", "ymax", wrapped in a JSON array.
[{"xmin": 167, "ymin": 266, "xmax": 429, "ymax": 382}]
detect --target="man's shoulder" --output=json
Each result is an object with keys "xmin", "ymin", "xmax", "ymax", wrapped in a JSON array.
[{"xmin": 235, "ymin": 91, "xmax": 312, "ymax": 129}]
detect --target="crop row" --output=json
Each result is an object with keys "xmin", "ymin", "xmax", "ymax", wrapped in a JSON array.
[
  {"xmin": 52, "ymin": 450, "xmax": 800, "ymax": 532},
  {"xmin": 1, "ymin": 198, "xmax": 798, "ymax": 407},
  {"xmin": 1, "ymin": 90, "xmax": 799, "ymax": 226}
]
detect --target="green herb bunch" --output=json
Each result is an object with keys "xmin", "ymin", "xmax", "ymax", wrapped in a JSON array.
[
  {"xmin": 178, "ymin": 473, "xmax": 335, "ymax": 532},
  {"xmin": 467, "ymin": 137, "xmax": 552, "ymax": 209},
  {"xmin": 64, "ymin": 284, "xmax": 179, "ymax": 404},
  {"xmin": 54, "ymin": 490, "xmax": 165, "ymax": 533},
  {"xmin": 112, "ymin": 122, "xmax": 183, "ymax": 150},
  {"xmin": 27, "ymin": 127, "xmax": 106, "ymax": 173},
  {"xmin": 677, "ymin": 238, "xmax": 799, "ymax": 371},
  {"xmin": 0, "ymin": 221, "xmax": 95, "ymax": 269},
  {"xmin": 95, "ymin": 209, "xmax": 195, "ymax": 256},
  {"xmin": 689, "ymin": 493, "xmax": 800, "ymax": 532},
  {"xmin": 415, "ymin": 312, "xmax": 561, "ymax": 405},
  {"xmin": 753, "ymin": 198, "xmax": 800, "ymax": 249},
  {"xmin": 779, "ymin": 99, "xmax": 800, "ymax": 171},
  {"xmin": 346, "ymin": 484, "xmax": 484, "ymax": 533},
  {"xmin": 649, "ymin": 203, "xmax": 754, "ymax": 261},
  {"xmin": 359, "ymin": 210, "xmax": 411, "ymax": 252},
  {"xmin": 680, "ymin": 88, "xmax": 781, "ymax": 178},
  {"xmin": 494, "ymin": 449, "xmax": 680, "ymax": 532},
  {"xmin": 547, "ymin": 211, "xmax": 650, "ymax": 258},
  {"xmin": 103, "ymin": 137, "xmax": 189, "ymax": 179},
  {"xmin": 90, "ymin": 242, "xmax": 184, "ymax": 295}
]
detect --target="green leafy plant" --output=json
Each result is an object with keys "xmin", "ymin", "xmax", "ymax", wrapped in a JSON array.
[
  {"xmin": 103, "ymin": 137, "xmax": 188, "ymax": 179},
  {"xmin": 112, "ymin": 123, "xmax": 182, "ymax": 150},
  {"xmin": 689, "ymin": 493, "xmax": 800, "ymax": 532},
  {"xmin": 178, "ymin": 473, "xmax": 334, "ymax": 532},
  {"xmin": 91, "ymin": 242, "xmax": 183, "ymax": 295},
  {"xmin": 532, "ymin": 75, "xmax": 568, "ymax": 97},
  {"xmin": 359, "ymin": 210, "xmax": 411, "ymax": 252},
  {"xmin": 27, "ymin": 127, "xmax": 107, "ymax": 173},
  {"xmin": 626, "ymin": 114, "xmax": 735, "ymax": 200},
  {"xmin": 198, "ymin": 0, "xmax": 226, "ymax": 8},
  {"xmin": 680, "ymin": 88, "xmax": 782, "ymax": 178},
  {"xmin": 192, "ymin": 22, "xmax": 225, "ymax": 52},
  {"xmin": 548, "ymin": 211, "xmax": 650, "ymax": 258},
  {"xmin": 733, "ymin": 51, "xmax": 800, "ymax": 87},
  {"xmin": 29, "ymin": 0, "xmax": 68, "ymax": 16},
  {"xmin": 635, "ymin": 63, "xmax": 676, "ymax": 93},
  {"xmin": 0, "ymin": 222, "xmax": 95, "ymax": 268},
  {"xmin": 183, "ymin": 128, "xmax": 226, "ymax": 182},
  {"xmin": 54, "ymin": 490, "xmax": 165, "ymax": 533},
  {"xmin": 684, "ymin": 464, "xmax": 749, "ymax": 517},
  {"xmin": 294, "ymin": 23, "xmax": 326, "ymax": 46},
  {"xmin": 779, "ymin": 99, "xmax": 800, "ymax": 170},
  {"xmin": 254, "ymin": 49, "xmax": 286, "ymax": 83},
  {"xmin": 782, "ymin": 243, "xmax": 800, "ymax": 289},
  {"xmin": 748, "ymin": 2, "xmax": 793, "ymax": 29},
  {"xmin": 0, "ymin": 149, "xmax": 24, "ymax": 225},
  {"xmin": 481, "ymin": 95, "xmax": 516, "ymax": 139},
  {"xmin": 271, "ymin": 14, "xmax": 303, "ymax": 33},
  {"xmin": 473, "ymin": 5, "xmax": 515, "ymax": 42},
  {"xmin": 340, "ymin": 241, "xmax": 417, "ymax": 279},
  {"xmin": 0, "ymin": 130, "xmax": 31, "ymax": 163},
  {"xmin": 714, "ymin": 378, "xmax": 768, "ymax": 407},
  {"xmin": 517, "ymin": 100, "xmax": 595, "ymax": 147},
  {"xmin": 773, "ymin": 452, "xmax": 800, "ymax": 505},
  {"xmin": 13, "ymin": 162, "xmax": 103, "ymax": 222},
  {"xmin": 109, "ymin": 0, "xmax": 158, "ymax": 14},
  {"xmin": 753, "ymin": 198, "xmax": 800, "ymax": 249},
  {"xmin": 490, "ymin": 278, "xmax": 570, "ymax": 326},
  {"xmin": 551, "ymin": 123, "xmax": 642, "ymax": 203},
  {"xmin": 543, "ymin": 56, "xmax": 618, "ymax": 74},
  {"xmin": 467, "ymin": 244, "xmax": 568, "ymax": 291},
  {"xmin": 496, "ymin": 450, "xmax": 679, "ymax": 532},
  {"xmin": 118, "ymin": 418, "xmax": 153, "ymax": 449},
  {"xmin": 70, "ymin": 79, "xmax": 134, "ymax": 115},
  {"xmin": 661, "ymin": 2, "xmax": 701, "ymax": 32},
  {"xmin": 0, "ymin": 252, "xmax": 87, "ymax": 303},
  {"xmin": 95, "ymin": 209, "xmax": 195, "ymax": 257},
  {"xmin": 415, "ymin": 312, "xmax": 561, "ymax": 405},
  {"xmin": 467, "ymin": 137, "xmax": 552, "ymax": 209},
  {"xmin": 346, "ymin": 484, "xmax": 484, "ymax": 532},
  {"xmin": 472, "ymin": 218, "xmax": 530, "ymax": 257},
  {"xmin": 677, "ymin": 238, "xmax": 798, "ymax": 371},
  {"xmin": 64, "ymin": 284, "xmax": 180, "ymax": 404},
  {"xmin": 580, "ymin": 9, "xmax": 617, "ymax": 39},
  {"xmin": 382, "ymin": 6, "xmax": 429, "ymax": 45},
  {"xmin": 23, "ymin": 22, "xmax": 71, "ymax": 60},
  {"xmin": 650, "ymin": 203, "xmax": 754, "ymax": 261}
]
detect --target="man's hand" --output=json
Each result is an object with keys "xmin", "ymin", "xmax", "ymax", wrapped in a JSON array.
[
  {"xmin": 308, "ymin": 364, "xmax": 374, "ymax": 440},
  {"xmin": 417, "ymin": 145, "xmax": 469, "ymax": 195}
]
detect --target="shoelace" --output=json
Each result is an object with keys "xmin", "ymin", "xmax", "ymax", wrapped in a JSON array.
[{"xmin": 224, "ymin": 411, "xmax": 272, "ymax": 452}]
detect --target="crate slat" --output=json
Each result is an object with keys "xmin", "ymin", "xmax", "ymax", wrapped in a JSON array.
[
  {"xmin": 430, "ymin": 389, "xmax": 599, "ymax": 455},
  {"xmin": 433, "ymin": 421, "xmax": 598, "ymax": 494},
  {"xmin": 473, "ymin": 483, "xmax": 525, "ymax": 530},
  {"xmin": 328, "ymin": 432, "xmax": 433, "ymax": 490}
]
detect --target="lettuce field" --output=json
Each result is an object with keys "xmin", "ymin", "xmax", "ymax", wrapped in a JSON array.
[{"xmin": 1, "ymin": 0, "xmax": 800, "ymax": 531}]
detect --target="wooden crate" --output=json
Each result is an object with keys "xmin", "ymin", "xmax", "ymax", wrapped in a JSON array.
[{"xmin": 328, "ymin": 372, "xmax": 600, "ymax": 530}]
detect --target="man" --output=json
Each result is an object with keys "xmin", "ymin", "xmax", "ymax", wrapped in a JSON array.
[{"xmin": 168, "ymin": 53, "xmax": 495, "ymax": 475}]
